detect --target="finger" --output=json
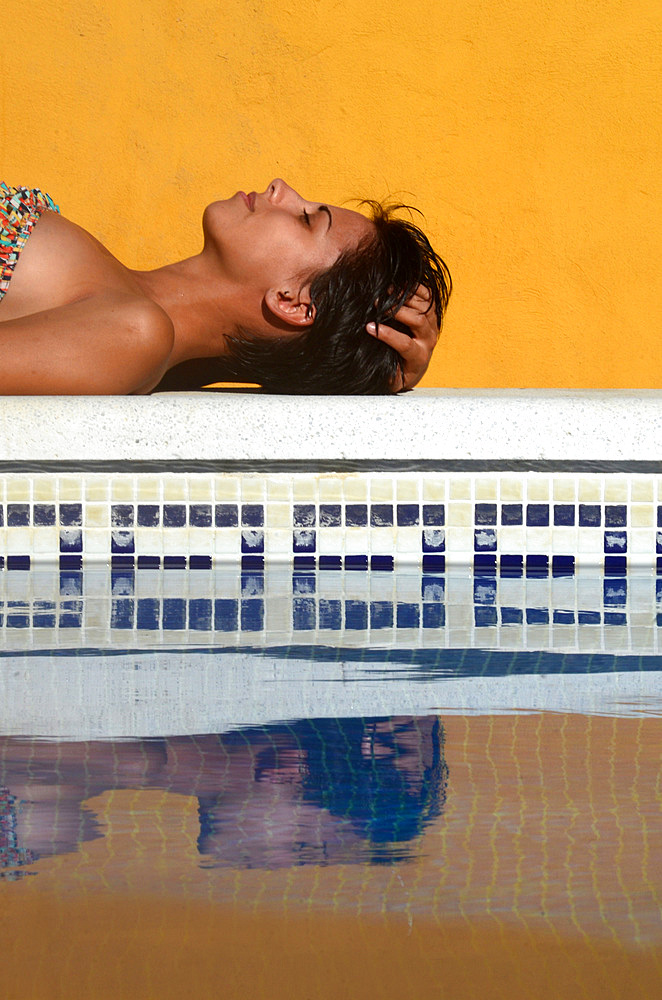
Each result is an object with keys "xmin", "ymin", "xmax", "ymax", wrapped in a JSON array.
[
  {"xmin": 367, "ymin": 322, "xmax": 425, "ymax": 357},
  {"xmin": 388, "ymin": 307, "xmax": 439, "ymax": 341}
]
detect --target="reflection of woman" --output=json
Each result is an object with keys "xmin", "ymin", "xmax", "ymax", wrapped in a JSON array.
[
  {"xmin": 0, "ymin": 180, "xmax": 450, "ymax": 395},
  {"xmin": 0, "ymin": 717, "xmax": 448, "ymax": 873}
]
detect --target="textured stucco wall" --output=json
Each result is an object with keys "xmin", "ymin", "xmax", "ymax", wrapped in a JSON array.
[{"xmin": 2, "ymin": 0, "xmax": 660, "ymax": 387}]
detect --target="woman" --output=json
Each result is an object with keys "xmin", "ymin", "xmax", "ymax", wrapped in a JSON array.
[{"xmin": 0, "ymin": 179, "xmax": 451, "ymax": 394}]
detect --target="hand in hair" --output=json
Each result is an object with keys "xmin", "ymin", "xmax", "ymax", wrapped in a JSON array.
[{"xmin": 366, "ymin": 284, "xmax": 439, "ymax": 391}]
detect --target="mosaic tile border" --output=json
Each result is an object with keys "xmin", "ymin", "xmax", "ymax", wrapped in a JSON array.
[
  {"xmin": 0, "ymin": 565, "xmax": 660, "ymax": 656},
  {"xmin": 1, "ymin": 469, "xmax": 662, "ymax": 570}
]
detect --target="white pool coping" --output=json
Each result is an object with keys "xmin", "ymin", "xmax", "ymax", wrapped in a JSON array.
[{"xmin": 0, "ymin": 389, "xmax": 660, "ymax": 462}]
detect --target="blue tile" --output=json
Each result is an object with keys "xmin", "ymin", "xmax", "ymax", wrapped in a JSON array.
[
  {"xmin": 501, "ymin": 606, "xmax": 523, "ymax": 625},
  {"xmin": 242, "ymin": 504, "xmax": 264, "ymax": 527},
  {"xmin": 396, "ymin": 603, "xmax": 420, "ymax": 628},
  {"xmin": 500, "ymin": 554, "xmax": 523, "ymax": 577},
  {"xmin": 526, "ymin": 504, "xmax": 549, "ymax": 527},
  {"xmin": 423, "ymin": 504, "xmax": 445, "ymax": 526},
  {"xmin": 189, "ymin": 599, "xmax": 213, "ymax": 630},
  {"xmin": 371, "ymin": 504, "xmax": 393, "ymax": 527},
  {"xmin": 370, "ymin": 601, "xmax": 393, "ymax": 629},
  {"xmin": 189, "ymin": 555, "xmax": 212, "ymax": 569},
  {"xmin": 60, "ymin": 529, "xmax": 83, "ymax": 553},
  {"xmin": 370, "ymin": 555, "xmax": 394, "ymax": 571},
  {"xmin": 241, "ymin": 599, "xmax": 264, "ymax": 630},
  {"xmin": 579, "ymin": 504, "xmax": 601, "ymax": 527},
  {"xmin": 473, "ymin": 554, "xmax": 496, "ymax": 572},
  {"xmin": 111, "ymin": 555, "xmax": 134, "ymax": 568},
  {"xmin": 501, "ymin": 504, "xmax": 523, "ymax": 525},
  {"xmin": 423, "ymin": 528, "xmax": 445, "ymax": 552},
  {"xmin": 604, "ymin": 612, "xmax": 627, "ymax": 626},
  {"xmin": 658, "ymin": 505, "xmax": 662, "ymax": 528},
  {"xmin": 59, "ymin": 572, "xmax": 82, "ymax": 596},
  {"xmin": 137, "ymin": 555, "xmax": 161, "ymax": 568},
  {"xmin": 474, "ymin": 503, "xmax": 496, "ymax": 526},
  {"xmin": 7, "ymin": 555, "xmax": 29, "ymax": 570},
  {"xmin": 604, "ymin": 580, "xmax": 627, "ymax": 606},
  {"xmin": 111, "ymin": 599, "xmax": 134, "ymax": 629},
  {"xmin": 0, "ymin": 507, "xmax": 3, "ymax": 526},
  {"xmin": 58, "ymin": 555, "xmax": 80, "ymax": 569},
  {"xmin": 422, "ymin": 576, "xmax": 445, "ymax": 602},
  {"xmin": 423, "ymin": 603, "xmax": 445, "ymax": 628},
  {"xmin": 6, "ymin": 614, "xmax": 29, "ymax": 628},
  {"xmin": 604, "ymin": 556, "xmax": 627, "ymax": 576},
  {"xmin": 163, "ymin": 598, "xmax": 187, "ymax": 630},
  {"xmin": 189, "ymin": 504, "xmax": 212, "ymax": 527},
  {"xmin": 605, "ymin": 505, "xmax": 627, "ymax": 527},
  {"xmin": 293, "ymin": 556, "xmax": 316, "ymax": 570},
  {"xmin": 111, "ymin": 504, "xmax": 134, "ymax": 527},
  {"xmin": 397, "ymin": 504, "xmax": 419, "ymax": 526},
  {"xmin": 345, "ymin": 504, "xmax": 368, "ymax": 527},
  {"xmin": 58, "ymin": 612, "xmax": 82, "ymax": 628},
  {"xmin": 578, "ymin": 610, "xmax": 601, "ymax": 625},
  {"xmin": 474, "ymin": 578, "xmax": 497, "ymax": 605},
  {"xmin": 33, "ymin": 613, "xmax": 56, "ymax": 628},
  {"xmin": 319, "ymin": 504, "xmax": 341, "ymax": 527},
  {"xmin": 241, "ymin": 529, "xmax": 264, "ymax": 553},
  {"xmin": 526, "ymin": 555, "xmax": 549, "ymax": 576},
  {"xmin": 475, "ymin": 606, "xmax": 498, "ymax": 627},
  {"xmin": 137, "ymin": 598, "xmax": 160, "ymax": 629},
  {"xmin": 59, "ymin": 504, "xmax": 82, "ymax": 527},
  {"xmin": 526, "ymin": 607, "xmax": 549, "ymax": 625},
  {"xmin": 293, "ymin": 504, "xmax": 316, "ymax": 527},
  {"xmin": 33, "ymin": 503, "xmax": 56, "ymax": 526},
  {"xmin": 293, "ymin": 598, "xmax": 316, "ymax": 630},
  {"xmin": 111, "ymin": 530, "xmax": 134, "ymax": 554},
  {"xmin": 657, "ymin": 531, "xmax": 662, "ymax": 555},
  {"xmin": 345, "ymin": 600, "xmax": 368, "ymax": 629},
  {"xmin": 293, "ymin": 573, "xmax": 316, "ymax": 595},
  {"xmin": 293, "ymin": 529, "xmax": 316, "ymax": 553},
  {"xmin": 474, "ymin": 528, "xmax": 497, "ymax": 551},
  {"xmin": 137, "ymin": 504, "xmax": 160, "ymax": 527},
  {"xmin": 215, "ymin": 503, "xmax": 238, "ymax": 527},
  {"xmin": 163, "ymin": 504, "xmax": 186, "ymax": 528},
  {"xmin": 553, "ymin": 609, "xmax": 575, "ymax": 624},
  {"xmin": 320, "ymin": 556, "xmax": 342, "ymax": 569},
  {"xmin": 241, "ymin": 573, "xmax": 264, "ymax": 597},
  {"xmin": 552, "ymin": 555, "xmax": 575, "ymax": 576},
  {"xmin": 7, "ymin": 504, "xmax": 30, "ymax": 527},
  {"xmin": 604, "ymin": 531, "xmax": 627, "ymax": 553},
  {"xmin": 554, "ymin": 504, "xmax": 575, "ymax": 526},
  {"xmin": 345, "ymin": 555, "xmax": 368, "ymax": 571},
  {"xmin": 319, "ymin": 599, "xmax": 342, "ymax": 629},
  {"xmin": 163, "ymin": 555, "xmax": 186, "ymax": 569},
  {"xmin": 214, "ymin": 599, "xmax": 238, "ymax": 631},
  {"xmin": 423, "ymin": 554, "xmax": 445, "ymax": 571},
  {"xmin": 111, "ymin": 571, "xmax": 134, "ymax": 595}
]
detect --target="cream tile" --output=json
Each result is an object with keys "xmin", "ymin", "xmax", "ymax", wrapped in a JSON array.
[
  {"xmin": 241, "ymin": 478, "xmax": 266, "ymax": 501},
  {"xmin": 317, "ymin": 477, "xmax": 343, "ymax": 501},
  {"xmin": 631, "ymin": 504, "xmax": 655, "ymax": 527},
  {"xmin": 161, "ymin": 477, "xmax": 187, "ymax": 501},
  {"xmin": 58, "ymin": 478, "xmax": 83, "ymax": 501},
  {"xmin": 318, "ymin": 528, "xmax": 343, "ymax": 553},
  {"xmin": 500, "ymin": 478, "xmax": 524, "ymax": 502},
  {"xmin": 475, "ymin": 478, "xmax": 498, "ymax": 501},
  {"xmin": 396, "ymin": 478, "xmax": 419, "ymax": 502},
  {"xmin": 631, "ymin": 478, "xmax": 654, "ymax": 502},
  {"xmin": 603, "ymin": 478, "xmax": 628, "ymax": 502},
  {"xmin": 111, "ymin": 479, "xmax": 135, "ymax": 502},
  {"xmin": 136, "ymin": 478, "xmax": 162, "ymax": 502},
  {"xmin": 342, "ymin": 478, "xmax": 368, "ymax": 502},
  {"xmin": 214, "ymin": 477, "xmax": 240, "ymax": 500},
  {"xmin": 264, "ymin": 529, "xmax": 292, "ymax": 555},
  {"xmin": 553, "ymin": 477, "xmax": 576, "ymax": 502},
  {"xmin": 32, "ymin": 528, "xmax": 59, "ymax": 554},
  {"xmin": 85, "ymin": 504, "xmax": 109, "ymax": 528},
  {"xmin": 370, "ymin": 478, "xmax": 394, "ymax": 502},
  {"xmin": 33, "ymin": 478, "xmax": 57, "ymax": 502},
  {"xmin": 188, "ymin": 528, "xmax": 214, "ymax": 554},
  {"xmin": 526, "ymin": 478, "xmax": 550, "ymax": 501},
  {"xmin": 578, "ymin": 478, "xmax": 602, "ymax": 502},
  {"xmin": 266, "ymin": 503, "xmax": 291, "ymax": 528},
  {"xmin": 267, "ymin": 478, "xmax": 291, "ymax": 500},
  {"xmin": 214, "ymin": 532, "xmax": 241, "ymax": 555},
  {"xmin": 422, "ymin": 478, "xmax": 447, "ymax": 501},
  {"xmin": 85, "ymin": 479, "xmax": 109, "ymax": 502},
  {"xmin": 135, "ymin": 530, "xmax": 163, "ymax": 555},
  {"xmin": 6, "ymin": 479, "xmax": 31, "ymax": 502},
  {"xmin": 188, "ymin": 478, "xmax": 213, "ymax": 501},
  {"xmin": 6, "ymin": 528, "xmax": 32, "ymax": 553},
  {"xmin": 446, "ymin": 502, "xmax": 472, "ymax": 527}
]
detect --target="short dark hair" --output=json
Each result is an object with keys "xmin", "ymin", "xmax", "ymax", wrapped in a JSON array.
[{"xmin": 222, "ymin": 202, "xmax": 452, "ymax": 394}]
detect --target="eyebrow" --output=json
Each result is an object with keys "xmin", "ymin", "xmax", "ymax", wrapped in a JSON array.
[{"xmin": 318, "ymin": 205, "xmax": 332, "ymax": 232}]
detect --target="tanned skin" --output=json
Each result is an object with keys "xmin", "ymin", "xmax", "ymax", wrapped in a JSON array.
[{"xmin": 0, "ymin": 180, "xmax": 439, "ymax": 394}]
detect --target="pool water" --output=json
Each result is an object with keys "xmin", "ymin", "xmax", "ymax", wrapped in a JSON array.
[{"xmin": 1, "ymin": 567, "xmax": 661, "ymax": 999}]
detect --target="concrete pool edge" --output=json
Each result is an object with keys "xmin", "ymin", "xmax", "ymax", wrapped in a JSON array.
[{"xmin": 1, "ymin": 389, "xmax": 661, "ymax": 463}]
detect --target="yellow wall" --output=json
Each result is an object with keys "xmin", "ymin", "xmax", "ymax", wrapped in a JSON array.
[{"xmin": 2, "ymin": 0, "xmax": 660, "ymax": 387}]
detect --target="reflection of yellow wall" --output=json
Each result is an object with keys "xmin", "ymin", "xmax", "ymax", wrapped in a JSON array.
[{"xmin": 2, "ymin": 1, "xmax": 660, "ymax": 387}]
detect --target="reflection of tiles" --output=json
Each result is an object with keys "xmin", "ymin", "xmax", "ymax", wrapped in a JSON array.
[
  {"xmin": 0, "ymin": 470, "xmax": 660, "ymax": 568},
  {"xmin": 0, "ymin": 566, "xmax": 659, "ymax": 656}
]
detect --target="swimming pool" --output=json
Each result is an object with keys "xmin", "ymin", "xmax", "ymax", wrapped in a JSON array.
[{"xmin": 1, "ymin": 392, "xmax": 661, "ymax": 998}]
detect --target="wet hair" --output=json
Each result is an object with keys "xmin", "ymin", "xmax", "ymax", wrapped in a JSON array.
[
  {"xmin": 165, "ymin": 203, "xmax": 450, "ymax": 395},
  {"xmin": 223, "ymin": 203, "xmax": 451, "ymax": 394}
]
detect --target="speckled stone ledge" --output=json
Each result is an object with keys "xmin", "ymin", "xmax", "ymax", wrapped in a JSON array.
[{"xmin": 0, "ymin": 389, "xmax": 660, "ymax": 463}]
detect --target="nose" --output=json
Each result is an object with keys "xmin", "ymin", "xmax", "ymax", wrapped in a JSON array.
[{"xmin": 265, "ymin": 178, "xmax": 307, "ymax": 210}]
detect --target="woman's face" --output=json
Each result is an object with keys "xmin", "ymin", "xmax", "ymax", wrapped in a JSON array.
[{"xmin": 203, "ymin": 178, "xmax": 373, "ymax": 293}]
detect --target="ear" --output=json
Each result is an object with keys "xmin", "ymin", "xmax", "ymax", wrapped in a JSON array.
[{"xmin": 264, "ymin": 286, "xmax": 316, "ymax": 327}]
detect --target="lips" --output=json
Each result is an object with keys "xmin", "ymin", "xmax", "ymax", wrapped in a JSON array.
[{"xmin": 240, "ymin": 191, "xmax": 256, "ymax": 211}]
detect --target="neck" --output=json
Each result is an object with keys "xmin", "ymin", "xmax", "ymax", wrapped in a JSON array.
[{"xmin": 131, "ymin": 252, "xmax": 256, "ymax": 368}]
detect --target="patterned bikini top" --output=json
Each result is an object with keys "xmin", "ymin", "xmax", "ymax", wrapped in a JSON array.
[{"xmin": 0, "ymin": 182, "xmax": 60, "ymax": 301}]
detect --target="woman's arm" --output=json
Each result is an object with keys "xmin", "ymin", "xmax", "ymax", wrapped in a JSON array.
[{"xmin": 0, "ymin": 293, "xmax": 174, "ymax": 394}]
